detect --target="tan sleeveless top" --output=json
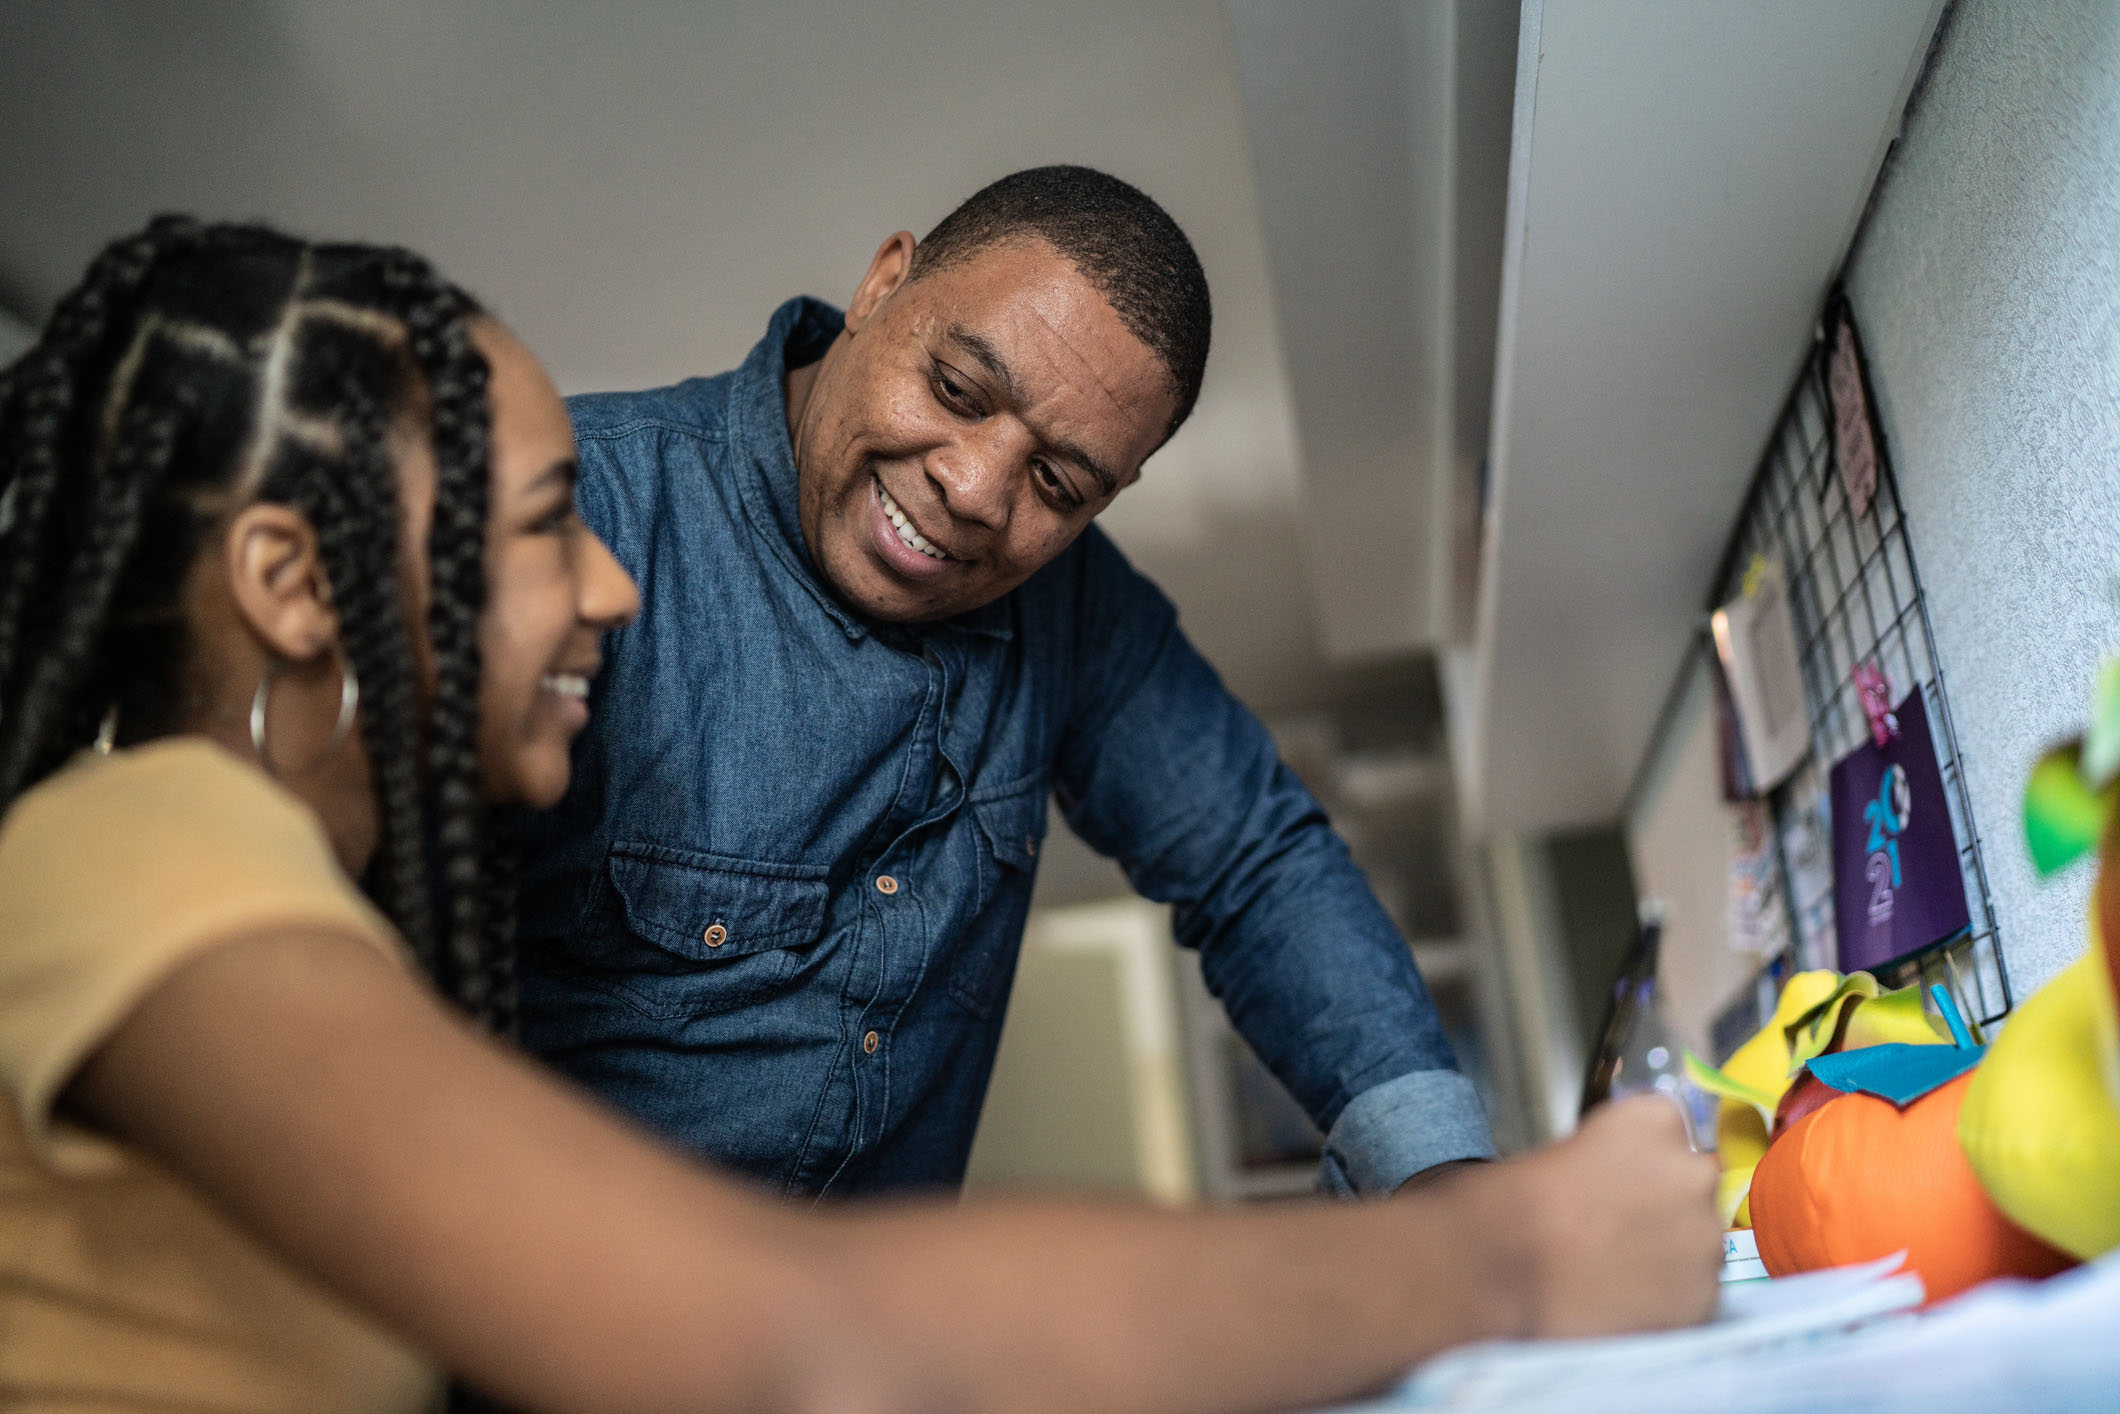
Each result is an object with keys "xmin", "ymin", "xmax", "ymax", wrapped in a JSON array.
[{"xmin": 0, "ymin": 739, "xmax": 438, "ymax": 1411}]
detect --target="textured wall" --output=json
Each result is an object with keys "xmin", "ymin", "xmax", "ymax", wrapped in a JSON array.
[{"xmin": 1849, "ymin": 0, "xmax": 2120, "ymax": 997}]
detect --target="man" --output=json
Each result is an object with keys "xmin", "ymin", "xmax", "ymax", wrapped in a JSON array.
[{"xmin": 517, "ymin": 166, "xmax": 1495, "ymax": 1197}]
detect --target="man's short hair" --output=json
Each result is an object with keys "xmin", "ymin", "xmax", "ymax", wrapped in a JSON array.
[{"xmin": 910, "ymin": 165, "xmax": 1211, "ymax": 436}]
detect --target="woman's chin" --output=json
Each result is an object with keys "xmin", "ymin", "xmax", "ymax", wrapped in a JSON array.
[
  {"xmin": 481, "ymin": 746, "xmax": 573, "ymax": 811},
  {"xmin": 516, "ymin": 757, "xmax": 573, "ymax": 811}
]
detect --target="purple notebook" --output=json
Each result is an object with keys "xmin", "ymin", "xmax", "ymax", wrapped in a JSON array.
[{"xmin": 1829, "ymin": 689, "xmax": 1971, "ymax": 972}]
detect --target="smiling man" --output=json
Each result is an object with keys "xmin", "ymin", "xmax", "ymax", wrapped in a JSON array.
[{"xmin": 515, "ymin": 166, "xmax": 1495, "ymax": 1197}]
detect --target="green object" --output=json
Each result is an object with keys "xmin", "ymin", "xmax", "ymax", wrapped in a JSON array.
[
  {"xmin": 2024, "ymin": 741, "xmax": 2113, "ymax": 877},
  {"xmin": 1684, "ymin": 1050, "xmax": 1778, "ymax": 1114},
  {"xmin": 2084, "ymin": 659, "xmax": 2120, "ymax": 788}
]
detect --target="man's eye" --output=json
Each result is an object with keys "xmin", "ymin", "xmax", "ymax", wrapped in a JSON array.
[
  {"xmin": 1033, "ymin": 461, "xmax": 1081, "ymax": 510},
  {"xmin": 934, "ymin": 370, "xmax": 978, "ymax": 414},
  {"xmin": 531, "ymin": 504, "xmax": 576, "ymax": 535}
]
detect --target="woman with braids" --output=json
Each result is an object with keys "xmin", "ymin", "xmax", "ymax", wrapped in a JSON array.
[{"xmin": 0, "ymin": 218, "xmax": 1718, "ymax": 1412}]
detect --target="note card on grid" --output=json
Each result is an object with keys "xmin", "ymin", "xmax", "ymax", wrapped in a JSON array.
[{"xmin": 1711, "ymin": 557, "xmax": 1811, "ymax": 794}]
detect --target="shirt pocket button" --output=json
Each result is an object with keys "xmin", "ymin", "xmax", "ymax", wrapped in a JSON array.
[{"xmin": 703, "ymin": 923, "xmax": 729, "ymax": 948}]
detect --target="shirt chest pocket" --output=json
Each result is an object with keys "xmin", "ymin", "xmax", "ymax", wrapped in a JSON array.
[
  {"xmin": 579, "ymin": 842, "xmax": 831, "ymax": 1020},
  {"xmin": 952, "ymin": 783, "xmax": 1051, "ymax": 1018}
]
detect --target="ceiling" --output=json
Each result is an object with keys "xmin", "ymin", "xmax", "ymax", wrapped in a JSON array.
[
  {"xmin": 5, "ymin": 1, "xmax": 1522, "ymax": 923},
  {"xmin": 3, "ymin": 1, "xmax": 1952, "ymax": 848},
  {"xmin": 1225, "ymin": 1, "xmax": 1509, "ymax": 660},
  {"xmin": 0, "ymin": 0, "xmax": 1374, "ymax": 714},
  {"xmin": 1458, "ymin": 0, "xmax": 1947, "ymax": 834}
]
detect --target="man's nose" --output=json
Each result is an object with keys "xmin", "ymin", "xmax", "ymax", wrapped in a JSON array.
[{"xmin": 926, "ymin": 425, "xmax": 1022, "ymax": 531}]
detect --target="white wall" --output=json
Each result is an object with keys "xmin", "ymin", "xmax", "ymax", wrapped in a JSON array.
[
  {"xmin": 1479, "ymin": 833, "xmax": 1585, "ymax": 1143},
  {"xmin": 1625, "ymin": 655, "xmax": 1767, "ymax": 1056},
  {"xmin": 0, "ymin": 1, "xmax": 1336, "ymax": 714},
  {"xmin": 964, "ymin": 901, "xmax": 1194, "ymax": 1201},
  {"xmin": 0, "ymin": 308, "xmax": 31, "ymax": 365},
  {"xmin": 1846, "ymin": 0, "xmax": 2120, "ymax": 997}
]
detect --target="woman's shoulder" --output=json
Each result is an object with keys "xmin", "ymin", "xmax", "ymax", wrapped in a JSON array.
[
  {"xmin": 0, "ymin": 738, "xmax": 411, "ymax": 1170},
  {"xmin": 8, "ymin": 736, "xmax": 326, "ymax": 860},
  {"xmin": 0, "ymin": 737, "xmax": 400, "ymax": 963}
]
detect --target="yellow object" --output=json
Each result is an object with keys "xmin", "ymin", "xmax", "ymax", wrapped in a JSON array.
[
  {"xmin": 1717, "ymin": 1166, "xmax": 1758, "ymax": 1228},
  {"xmin": 2093, "ymin": 896, "xmax": 2120, "ymax": 1114},
  {"xmin": 0, "ymin": 741, "xmax": 438, "ymax": 1410},
  {"xmin": 1686, "ymin": 970, "xmax": 1951, "ymax": 1226},
  {"xmin": 1693, "ymin": 970, "xmax": 1843, "ymax": 1223},
  {"xmin": 2098, "ymin": 945, "xmax": 2120, "ymax": 1114},
  {"xmin": 1959, "ymin": 952, "xmax": 2120, "ymax": 1261}
]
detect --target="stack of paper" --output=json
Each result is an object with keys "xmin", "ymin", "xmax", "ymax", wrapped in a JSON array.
[
  {"xmin": 1310, "ymin": 1252, "xmax": 2120, "ymax": 1413},
  {"xmin": 1721, "ymin": 1227, "xmax": 1769, "ymax": 1284}
]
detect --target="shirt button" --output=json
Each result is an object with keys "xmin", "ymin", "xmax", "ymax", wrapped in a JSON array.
[
  {"xmin": 1025, "ymin": 835, "xmax": 1037, "ymax": 857},
  {"xmin": 875, "ymin": 874, "xmax": 899, "ymax": 895},
  {"xmin": 703, "ymin": 923, "xmax": 728, "ymax": 948},
  {"xmin": 863, "ymin": 1030, "xmax": 880, "ymax": 1054}
]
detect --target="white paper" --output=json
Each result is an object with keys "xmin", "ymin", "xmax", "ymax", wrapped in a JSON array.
[
  {"xmin": 1711, "ymin": 559, "xmax": 1810, "ymax": 793},
  {"xmin": 1310, "ymin": 1252, "xmax": 2120, "ymax": 1413}
]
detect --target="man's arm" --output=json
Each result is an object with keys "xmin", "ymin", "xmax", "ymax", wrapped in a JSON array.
[{"xmin": 1053, "ymin": 529, "xmax": 1492, "ymax": 1193}]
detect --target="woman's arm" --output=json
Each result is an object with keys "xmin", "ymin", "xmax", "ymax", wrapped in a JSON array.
[{"xmin": 67, "ymin": 929, "xmax": 1719, "ymax": 1413}]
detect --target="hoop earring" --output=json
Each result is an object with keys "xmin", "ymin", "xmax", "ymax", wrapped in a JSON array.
[
  {"xmin": 249, "ymin": 655, "xmax": 360, "ymax": 777},
  {"xmin": 93, "ymin": 706, "xmax": 119, "ymax": 756}
]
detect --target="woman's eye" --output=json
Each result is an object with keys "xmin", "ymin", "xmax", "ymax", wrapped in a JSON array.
[{"xmin": 531, "ymin": 504, "xmax": 576, "ymax": 535}]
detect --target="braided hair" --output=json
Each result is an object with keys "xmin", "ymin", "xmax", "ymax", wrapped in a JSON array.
[{"xmin": 0, "ymin": 217, "xmax": 518, "ymax": 1033}]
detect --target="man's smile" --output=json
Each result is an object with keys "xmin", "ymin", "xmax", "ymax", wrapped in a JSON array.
[{"xmin": 870, "ymin": 474, "xmax": 959, "ymax": 578}]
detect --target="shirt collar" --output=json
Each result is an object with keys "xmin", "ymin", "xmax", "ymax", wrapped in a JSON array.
[{"xmin": 729, "ymin": 296, "xmax": 1013, "ymax": 645}]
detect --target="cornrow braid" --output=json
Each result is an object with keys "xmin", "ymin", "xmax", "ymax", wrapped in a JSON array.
[
  {"xmin": 283, "ymin": 394, "xmax": 435, "ymax": 974},
  {"xmin": 378, "ymin": 250, "xmax": 514, "ymax": 1032},
  {"xmin": 0, "ymin": 217, "xmax": 201, "ymax": 725},
  {"xmin": 482, "ymin": 807, "xmax": 522, "ymax": 1037},
  {"xmin": 0, "ymin": 396, "xmax": 184, "ymax": 801},
  {"xmin": 0, "ymin": 218, "xmax": 518, "ymax": 1033}
]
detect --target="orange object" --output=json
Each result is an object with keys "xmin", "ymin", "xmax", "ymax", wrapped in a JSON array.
[{"xmin": 1750, "ymin": 1073, "xmax": 2077, "ymax": 1303}]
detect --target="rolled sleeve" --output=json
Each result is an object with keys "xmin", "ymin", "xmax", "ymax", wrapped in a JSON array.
[{"xmin": 1317, "ymin": 1069, "xmax": 1498, "ymax": 1197}]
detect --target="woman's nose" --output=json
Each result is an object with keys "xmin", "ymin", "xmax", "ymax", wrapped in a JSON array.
[{"xmin": 580, "ymin": 531, "xmax": 639, "ymax": 629}]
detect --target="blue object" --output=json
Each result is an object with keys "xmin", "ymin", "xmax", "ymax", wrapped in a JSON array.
[
  {"xmin": 513, "ymin": 298, "xmax": 1493, "ymax": 1198},
  {"xmin": 1804, "ymin": 983, "xmax": 1984, "ymax": 1106},
  {"xmin": 1931, "ymin": 981, "xmax": 1978, "ymax": 1049},
  {"xmin": 1805, "ymin": 1044, "xmax": 1984, "ymax": 1106}
]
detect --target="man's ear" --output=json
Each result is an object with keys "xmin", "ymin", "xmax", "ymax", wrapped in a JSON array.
[
  {"xmin": 222, "ymin": 502, "xmax": 338, "ymax": 662},
  {"xmin": 844, "ymin": 231, "xmax": 917, "ymax": 334}
]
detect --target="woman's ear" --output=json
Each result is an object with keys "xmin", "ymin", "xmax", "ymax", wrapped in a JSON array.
[
  {"xmin": 844, "ymin": 231, "xmax": 917, "ymax": 334},
  {"xmin": 222, "ymin": 503, "xmax": 338, "ymax": 662}
]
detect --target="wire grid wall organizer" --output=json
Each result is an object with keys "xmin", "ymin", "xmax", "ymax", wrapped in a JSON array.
[{"xmin": 1704, "ymin": 344, "xmax": 2011, "ymax": 1033}]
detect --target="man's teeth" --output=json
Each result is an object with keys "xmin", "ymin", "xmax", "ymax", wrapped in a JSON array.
[
  {"xmin": 878, "ymin": 483, "xmax": 949, "ymax": 560},
  {"xmin": 540, "ymin": 673, "xmax": 590, "ymax": 699}
]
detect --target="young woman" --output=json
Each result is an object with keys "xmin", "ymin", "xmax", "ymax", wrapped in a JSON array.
[{"xmin": 0, "ymin": 219, "xmax": 1720, "ymax": 1413}]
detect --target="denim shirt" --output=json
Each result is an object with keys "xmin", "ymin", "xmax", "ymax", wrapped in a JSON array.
[{"xmin": 516, "ymin": 298, "xmax": 1494, "ymax": 1198}]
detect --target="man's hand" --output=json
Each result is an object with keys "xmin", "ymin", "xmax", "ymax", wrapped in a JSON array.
[{"xmin": 1450, "ymin": 1096, "xmax": 1723, "ymax": 1340}]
